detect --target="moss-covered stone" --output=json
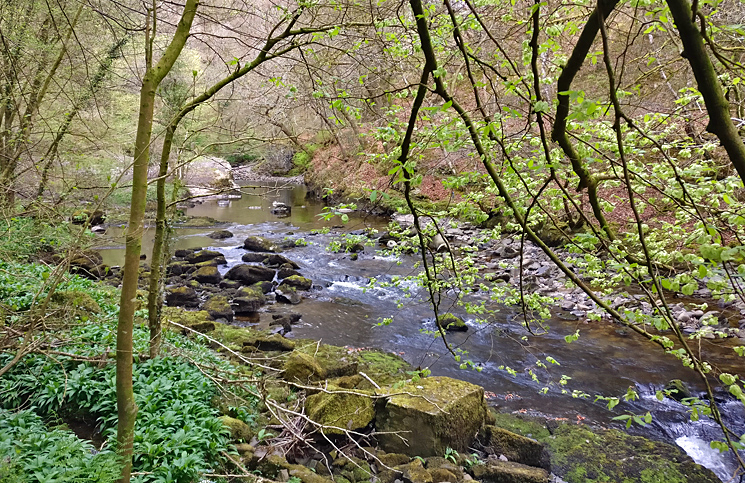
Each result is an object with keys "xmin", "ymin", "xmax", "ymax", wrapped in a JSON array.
[
  {"xmin": 441, "ymin": 312, "xmax": 467, "ymax": 332},
  {"xmin": 186, "ymin": 249, "xmax": 225, "ymax": 264},
  {"xmin": 207, "ymin": 230, "xmax": 234, "ymax": 239},
  {"xmin": 665, "ymin": 379, "xmax": 692, "ymax": 402},
  {"xmin": 471, "ymin": 461, "xmax": 549, "ymax": 483},
  {"xmin": 276, "ymin": 285, "xmax": 302, "ymax": 304},
  {"xmin": 295, "ymin": 343, "xmax": 359, "ymax": 379},
  {"xmin": 193, "ymin": 265, "xmax": 222, "ymax": 284},
  {"xmin": 375, "ymin": 376, "xmax": 487, "ymax": 457},
  {"xmin": 480, "ymin": 425, "xmax": 547, "ymax": 469},
  {"xmin": 264, "ymin": 254, "xmax": 299, "ymax": 268},
  {"xmin": 243, "ymin": 333, "xmax": 295, "ymax": 352},
  {"xmin": 357, "ymin": 350, "xmax": 411, "ymax": 387},
  {"xmin": 167, "ymin": 260, "xmax": 196, "ymax": 276},
  {"xmin": 397, "ymin": 458, "xmax": 433, "ymax": 483},
  {"xmin": 202, "ymin": 295, "xmax": 233, "ymax": 322},
  {"xmin": 256, "ymin": 455, "xmax": 334, "ymax": 483},
  {"xmin": 545, "ymin": 423, "xmax": 718, "ymax": 483},
  {"xmin": 244, "ymin": 235, "xmax": 278, "ymax": 252},
  {"xmin": 218, "ymin": 415, "xmax": 254, "ymax": 442},
  {"xmin": 492, "ymin": 412, "xmax": 719, "ymax": 483},
  {"xmin": 233, "ymin": 285, "xmax": 266, "ymax": 314},
  {"xmin": 305, "ymin": 390, "xmax": 375, "ymax": 434},
  {"xmin": 280, "ymin": 275, "xmax": 312, "ymax": 291},
  {"xmin": 284, "ymin": 351, "xmax": 326, "ymax": 382},
  {"xmin": 50, "ymin": 290, "xmax": 101, "ymax": 314},
  {"xmin": 165, "ymin": 285, "xmax": 200, "ymax": 307},
  {"xmin": 225, "ymin": 263, "xmax": 275, "ymax": 285},
  {"xmin": 377, "ymin": 453, "xmax": 410, "ymax": 468},
  {"xmin": 163, "ymin": 307, "xmax": 216, "ymax": 333},
  {"xmin": 429, "ymin": 467, "xmax": 458, "ymax": 483}
]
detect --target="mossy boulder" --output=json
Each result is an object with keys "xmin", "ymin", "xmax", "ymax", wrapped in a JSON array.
[
  {"xmin": 233, "ymin": 285, "xmax": 266, "ymax": 314},
  {"xmin": 162, "ymin": 307, "xmax": 215, "ymax": 333},
  {"xmin": 186, "ymin": 249, "xmax": 226, "ymax": 264},
  {"xmin": 207, "ymin": 230, "xmax": 234, "ymax": 239},
  {"xmin": 441, "ymin": 313, "xmax": 467, "ymax": 332},
  {"xmin": 283, "ymin": 351, "xmax": 326, "ymax": 382},
  {"xmin": 276, "ymin": 286, "xmax": 302, "ymax": 304},
  {"xmin": 50, "ymin": 290, "xmax": 101, "ymax": 314},
  {"xmin": 471, "ymin": 461, "xmax": 549, "ymax": 483},
  {"xmin": 375, "ymin": 376, "xmax": 487, "ymax": 457},
  {"xmin": 242, "ymin": 332, "xmax": 295, "ymax": 352},
  {"xmin": 202, "ymin": 295, "xmax": 233, "ymax": 322},
  {"xmin": 225, "ymin": 263, "xmax": 275, "ymax": 285},
  {"xmin": 492, "ymin": 412, "xmax": 719, "ymax": 483},
  {"xmin": 165, "ymin": 285, "xmax": 200, "ymax": 308},
  {"xmin": 544, "ymin": 423, "xmax": 718, "ymax": 483},
  {"xmin": 242, "ymin": 252, "xmax": 268, "ymax": 263},
  {"xmin": 193, "ymin": 265, "xmax": 222, "ymax": 284},
  {"xmin": 256, "ymin": 455, "xmax": 334, "ymax": 483},
  {"xmin": 280, "ymin": 275, "xmax": 312, "ymax": 291},
  {"xmin": 305, "ymin": 390, "xmax": 375, "ymax": 434},
  {"xmin": 665, "ymin": 379, "xmax": 692, "ymax": 402},
  {"xmin": 263, "ymin": 254, "xmax": 299, "ymax": 268},
  {"xmin": 357, "ymin": 350, "xmax": 411, "ymax": 387},
  {"xmin": 296, "ymin": 343, "xmax": 359, "ymax": 379},
  {"xmin": 167, "ymin": 260, "xmax": 196, "ymax": 276},
  {"xmin": 479, "ymin": 424, "xmax": 548, "ymax": 469},
  {"xmin": 218, "ymin": 415, "xmax": 254, "ymax": 442},
  {"xmin": 244, "ymin": 236, "xmax": 278, "ymax": 252},
  {"xmin": 278, "ymin": 267, "xmax": 302, "ymax": 279},
  {"xmin": 396, "ymin": 458, "xmax": 433, "ymax": 483}
]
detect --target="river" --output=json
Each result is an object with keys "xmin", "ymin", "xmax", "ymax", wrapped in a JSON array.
[{"xmin": 97, "ymin": 182, "xmax": 745, "ymax": 481}]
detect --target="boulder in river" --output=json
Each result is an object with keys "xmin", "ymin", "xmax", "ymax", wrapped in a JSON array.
[
  {"xmin": 375, "ymin": 376, "xmax": 487, "ymax": 457},
  {"xmin": 242, "ymin": 252, "xmax": 268, "ymax": 263},
  {"xmin": 478, "ymin": 425, "xmax": 548, "ymax": 469},
  {"xmin": 193, "ymin": 265, "xmax": 222, "ymax": 284},
  {"xmin": 233, "ymin": 285, "xmax": 266, "ymax": 314},
  {"xmin": 225, "ymin": 264, "xmax": 275, "ymax": 285},
  {"xmin": 207, "ymin": 230, "xmax": 234, "ymax": 239},
  {"xmin": 276, "ymin": 286, "xmax": 302, "ymax": 304},
  {"xmin": 244, "ymin": 236, "xmax": 278, "ymax": 252},
  {"xmin": 166, "ymin": 286, "xmax": 200, "ymax": 308},
  {"xmin": 202, "ymin": 295, "xmax": 233, "ymax": 322},
  {"xmin": 441, "ymin": 313, "xmax": 468, "ymax": 332},
  {"xmin": 279, "ymin": 275, "xmax": 312, "ymax": 291},
  {"xmin": 186, "ymin": 249, "xmax": 226, "ymax": 264},
  {"xmin": 471, "ymin": 461, "xmax": 549, "ymax": 483},
  {"xmin": 263, "ymin": 254, "xmax": 299, "ymax": 269},
  {"xmin": 270, "ymin": 201, "xmax": 291, "ymax": 217},
  {"xmin": 278, "ymin": 266, "xmax": 301, "ymax": 279},
  {"xmin": 167, "ymin": 260, "xmax": 196, "ymax": 276}
]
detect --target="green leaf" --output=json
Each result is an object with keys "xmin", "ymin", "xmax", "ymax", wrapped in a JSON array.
[{"xmin": 681, "ymin": 282, "xmax": 697, "ymax": 296}]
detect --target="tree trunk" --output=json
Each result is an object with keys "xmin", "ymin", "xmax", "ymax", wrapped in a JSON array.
[
  {"xmin": 116, "ymin": 2, "xmax": 198, "ymax": 481},
  {"xmin": 667, "ymin": 0, "xmax": 745, "ymax": 186}
]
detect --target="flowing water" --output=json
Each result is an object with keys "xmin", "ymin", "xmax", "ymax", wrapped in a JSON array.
[{"xmin": 98, "ymin": 182, "xmax": 745, "ymax": 481}]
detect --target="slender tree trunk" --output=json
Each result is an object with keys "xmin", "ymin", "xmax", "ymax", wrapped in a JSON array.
[
  {"xmin": 667, "ymin": 0, "xmax": 745, "ymax": 186},
  {"xmin": 116, "ymin": 2, "xmax": 198, "ymax": 481}
]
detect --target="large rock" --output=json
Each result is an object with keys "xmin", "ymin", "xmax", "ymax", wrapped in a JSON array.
[
  {"xmin": 207, "ymin": 230, "xmax": 234, "ymax": 239},
  {"xmin": 304, "ymin": 390, "xmax": 375, "ymax": 434},
  {"xmin": 193, "ymin": 265, "xmax": 222, "ymax": 284},
  {"xmin": 242, "ymin": 333, "xmax": 295, "ymax": 352},
  {"xmin": 276, "ymin": 286, "xmax": 301, "ymax": 304},
  {"xmin": 186, "ymin": 249, "xmax": 226, "ymax": 264},
  {"xmin": 375, "ymin": 376, "xmax": 487, "ymax": 457},
  {"xmin": 479, "ymin": 425, "xmax": 547, "ymax": 469},
  {"xmin": 69, "ymin": 251, "xmax": 108, "ymax": 279},
  {"xmin": 167, "ymin": 260, "xmax": 196, "ymax": 276},
  {"xmin": 218, "ymin": 415, "xmax": 254, "ymax": 442},
  {"xmin": 50, "ymin": 290, "xmax": 101, "ymax": 314},
  {"xmin": 283, "ymin": 345, "xmax": 359, "ymax": 383},
  {"xmin": 471, "ymin": 461, "xmax": 549, "ymax": 483},
  {"xmin": 283, "ymin": 351, "xmax": 326, "ymax": 382},
  {"xmin": 242, "ymin": 252, "xmax": 268, "ymax": 263},
  {"xmin": 166, "ymin": 286, "xmax": 200, "ymax": 308},
  {"xmin": 232, "ymin": 285, "xmax": 266, "ymax": 314},
  {"xmin": 279, "ymin": 275, "xmax": 312, "ymax": 291},
  {"xmin": 225, "ymin": 264, "xmax": 275, "ymax": 285},
  {"xmin": 203, "ymin": 295, "xmax": 233, "ymax": 322},
  {"xmin": 244, "ymin": 236, "xmax": 278, "ymax": 252},
  {"xmin": 263, "ymin": 254, "xmax": 299, "ymax": 268},
  {"xmin": 441, "ymin": 313, "xmax": 467, "ymax": 332}
]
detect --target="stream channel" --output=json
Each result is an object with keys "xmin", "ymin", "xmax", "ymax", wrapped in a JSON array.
[{"xmin": 98, "ymin": 182, "xmax": 745, "ymax": 481}]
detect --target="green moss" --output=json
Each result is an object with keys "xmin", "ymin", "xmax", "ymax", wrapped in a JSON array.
[
  {"xmin": 218, "ymin": 415, "xmax": 254, "ymax": 442},
  {"xmin": 490, "ymin": 413, "xmax": 551, "ymax": 441},
  {"xmin": 357, "ymin": 350, "xmax": 410, "ymax": 386},
  {"xmin": 305, "ymin": 389, "xmax": 375, "ymax": 434},
  {"xmin": 542, "ymin": 424, "xmax": 718, "ymax": 483},
  {"xmin": 162, "ymin": 307, "xmax": 215, "ymax": 332}
]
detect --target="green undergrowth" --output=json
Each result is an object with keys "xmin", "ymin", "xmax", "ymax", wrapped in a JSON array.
[
  {"xmin": 0, "ymin": 217, "xmax": 84, "ymax": 263},
  {"xmin": 0, "ymin": 262, "xmax": 262, "ymax": 483}
]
